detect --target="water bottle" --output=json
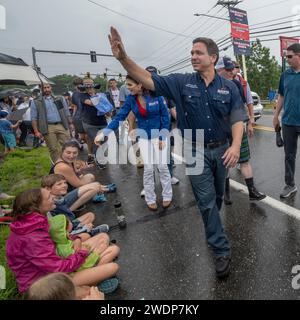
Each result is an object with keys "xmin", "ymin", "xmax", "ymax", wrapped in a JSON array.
[{"xmin": 114, "ymin": 200, "xmax": 127, "ymax": 229}]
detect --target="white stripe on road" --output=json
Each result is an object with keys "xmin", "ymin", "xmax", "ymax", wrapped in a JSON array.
[
  {"xmin": 230, "ymin": 179, "xmax": 300, "ymax": 221},
  {"xmin": 171, "ymin": 153, "xmax": 300, "ymax": 221}
]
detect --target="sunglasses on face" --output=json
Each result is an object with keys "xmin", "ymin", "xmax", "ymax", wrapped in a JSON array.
[{"xmin": 286, "ymin": 54, "xmax": 299, "ymax": 59}]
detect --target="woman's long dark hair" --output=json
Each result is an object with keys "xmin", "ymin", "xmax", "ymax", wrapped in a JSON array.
[{"xmin": 126, "ymin": 75, "xmax": 149, "ymax": 96}]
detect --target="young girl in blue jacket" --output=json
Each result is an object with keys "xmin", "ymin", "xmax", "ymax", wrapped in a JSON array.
[{"xmin": 95, "ymin": 75, "xmax": 172, "ymax": 211}]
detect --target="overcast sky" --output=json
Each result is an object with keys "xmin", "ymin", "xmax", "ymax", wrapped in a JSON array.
[{"xmin": 1, "ymin": 0, "xmax": 300, "ymax": 77}]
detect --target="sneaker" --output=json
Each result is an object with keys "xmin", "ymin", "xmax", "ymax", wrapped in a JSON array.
[
  {"xmin": 249, "ymin": 187, "xmax": 266, "ymax": 201},
  {"xmin": 280, "ymin": 185, "xmax": 298, "ymax": 198},
  {"xmin": 92, "ymin": 194, "xmax": 107, "ymax": 203},
  {"xmin": 104, "ymin": 183, "xmax": 117, "ymax": 193},
  {"xmin": 171, "ymin": 176, "xmax": 180, "ymax": 185},
  {"xmin": 162, "ymin": 200, "xmax": 172, "ymax": 209},
  {"xmin": 215, "ymin": 256, "xmax": 231, "ymax": 279},
  {"xmin": 89, "ymin": 224, "xmax": 109, "ymax": 236},
  {"xmin": 147, "ymin": 203, "xmax": 158, "ymax": 211},
  {"xmin": 98, "ymin": 277, "xmax": 119, "ymax": 294},
  {"xmin": 140, "ymin": 189, "xmax": 145, "ymax": 198}
]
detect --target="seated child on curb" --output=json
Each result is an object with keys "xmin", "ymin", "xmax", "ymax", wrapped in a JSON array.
[
  {"xmin": 0, "ymin": 110, "xmax": 22, "ymax": 154},
  {"xmin": 41, "ymin": 174, "xmax": 108, "ymax": 236},
  {"xmin": 41, "ymin": 174, "xmax": 96, "ymax": 219},
  {"xmin": 23, "ymin": 272, "xmax": 105, "ymax": 300},
  {"xmin": 6, "ymin": 188, "xmax": 120, "ymax": 293},
  {"xmin": 47, "ymin": 214, "xmax": 115, "ymax": 270}
]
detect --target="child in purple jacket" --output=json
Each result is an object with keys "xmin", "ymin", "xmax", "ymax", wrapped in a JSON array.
[{"xmin": 6, "ymin": 188, "xmax": 119, "ymax": 293}]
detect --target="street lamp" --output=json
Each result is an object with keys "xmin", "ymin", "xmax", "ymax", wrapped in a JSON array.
[{"xmin": 194, "ymin": 13, "xmax": 230, "ymax": 21}]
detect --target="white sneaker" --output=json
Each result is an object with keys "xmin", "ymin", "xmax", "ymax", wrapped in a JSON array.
[
  {"xmin": 140, "ymin": 189, "xmax": 145, "ymax": 197},
  {"xmin": 171, "ymin": 177, "xmax": 180, "ymax": 185}
]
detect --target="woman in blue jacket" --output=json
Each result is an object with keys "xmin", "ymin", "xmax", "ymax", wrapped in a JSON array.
[{"xmin": 95, "ymin": 75, "xmax": 172, "ymax": 211}]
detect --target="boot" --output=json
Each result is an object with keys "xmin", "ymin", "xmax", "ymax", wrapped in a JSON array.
[
  {"xmin": 249, "ymin": 186, "xmax": 266, "ymax": 201},
  {"xmin": 224, "ymin": 178, "xmax": 232, "ymax": 205}
]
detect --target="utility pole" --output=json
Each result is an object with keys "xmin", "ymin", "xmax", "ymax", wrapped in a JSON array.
[{"xmin": 215, "ymin": 1, "xmax": 248, "ymax": 80}]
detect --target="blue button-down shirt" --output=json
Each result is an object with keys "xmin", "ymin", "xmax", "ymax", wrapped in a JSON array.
[
  {"xmin": 30, "ymin": 96, "xmax": 70, "ymax": 123},
  {"xmin": 152, "ymin": 72, "xmax": 245, "ymax": 143},
  {"xmin": 278, "ymin": 68, "xmax": 300, "ymax": 126}
]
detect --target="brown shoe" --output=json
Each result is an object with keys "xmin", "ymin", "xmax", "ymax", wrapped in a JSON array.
[
  {"xmin": 147, "ymin": 203, "xmax": 158, "ymax": 211},
  {"xmin": 162, "ymin": 200, "xmax": 172, "ymax": 209}
]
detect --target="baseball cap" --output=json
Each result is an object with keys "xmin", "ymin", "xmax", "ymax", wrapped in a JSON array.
[
  {"xmin": 145, "ymin": 66, "xmax": 158, "ymax": 74},
  {"xmin": 0, "ymin": 110, "xmax": 9, "ymax": 118},
  {"xmin": 215, "ymin": 56, "xmax": 234, "ymax": 70}
]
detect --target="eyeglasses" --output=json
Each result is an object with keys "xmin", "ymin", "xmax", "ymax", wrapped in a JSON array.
[
  {"xmin": 286, "ymin": 54, "xmax": 299, "ymax": 59},
  {"xmin": 234, "ymin": 66, "xmax": 240, "ymax": 68}
]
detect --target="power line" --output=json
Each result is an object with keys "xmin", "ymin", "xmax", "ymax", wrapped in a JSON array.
[
  {"xmin": 161, "ymin": 63, "xmax": 192, "ymax": 75},
  {"xmin": 159, "ymin": 34, "xmax": 233, "ymax": 73},
  {"xmin": 155, "ymin": 7, "xmax": 228, "ymax": 68},
  {"xmin": 160, "ymin": 34, "xmax": 233, "ymax": 73},
  {"xmin": 137, "ymin": 18, "xmax": 207, "ymax": 64},
  {"xmin": 251, "ymin": 14, "xmax": 299, "ymax": 27},
  {"xmin": 251, "ymin": 35, "xmax": 300, "ymax": 43},
  {"xmin": 148, "ymin": 7, "xmax": 227, "ymax": 68},
  {"xmin": 137, "ymin": 3, "xmax": 219, "ymax": 64},
  {"xmin": 160, "ymin": 42, "xmax": 233, "ymax": 74},
  {"xmin": 161, "ymin": 44, "xmax": 233, "ymax": 75},
  {"xmin": 251, "ymin": 28, "xmax": 300, "ymax": 38},
  {"xmin": 87, "ymin": 0, "xmax": 192, "ymax": 38},
  {"xmin": 247, "ymin": 0, "xmax": 290, "ymax": 12},
  {"xmin": 251, "ymin": 25, "xmax": 297, "ymax": 35},
  {"xmin": 250, "ymin": 19, "xmax": 293, "ymax": 31}
]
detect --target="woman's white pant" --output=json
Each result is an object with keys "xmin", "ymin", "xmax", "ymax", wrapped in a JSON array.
[{"xmin": 138, "ymin": 138, "xmax": 172, "ymax": 205}]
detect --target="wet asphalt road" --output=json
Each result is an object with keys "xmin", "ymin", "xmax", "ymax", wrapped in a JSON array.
[{"xmin": 81, "ymin": 115, "xmax": 300, "ymax": 300}]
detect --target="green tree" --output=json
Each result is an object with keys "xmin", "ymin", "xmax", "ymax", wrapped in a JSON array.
[
  {"xmin": 238, "ymin": 39, "xmax": 282, "ymax": 99},
  {"xmin": 49, "ymin": 74, "xmax": 78, "ymax": 95}
]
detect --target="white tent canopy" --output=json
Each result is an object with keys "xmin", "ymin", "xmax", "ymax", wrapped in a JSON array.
[
  {"xmin": 0, "ymin": 63, "xmax": 52, "ymax": 85},
  {"xmin": 0, "ymin": 52, "xmax": 53, "ymax": 86}
]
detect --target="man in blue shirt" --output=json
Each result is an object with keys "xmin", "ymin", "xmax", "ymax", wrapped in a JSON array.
[
  {"xmin": 273, "ymin": 43, "xmax": 300, "ymax": 198},
  {"xmin": 31, "ymin": 84, "xmax": 74, "ymax": 162},
  {"xmin": 106, "ymin": 27, "xmax": 245, "ymax": 278}
]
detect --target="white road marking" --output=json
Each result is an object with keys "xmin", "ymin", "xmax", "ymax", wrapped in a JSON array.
[
  {"xmin": 171, "ymin": 152, "xmax": 300, "ymax": 221},
  {"xmin": 230, "ymin": 179, "xmax": 300, "ymax": 221}
]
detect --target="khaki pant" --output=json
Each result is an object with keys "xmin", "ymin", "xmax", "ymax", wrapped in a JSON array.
[{"xmin": 44, "ymin": 123, "xmax": 70, "ymax": 162}]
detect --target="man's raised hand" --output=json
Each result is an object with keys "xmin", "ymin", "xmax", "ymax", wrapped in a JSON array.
[{"xmin": 108, "ymin": 27, "xmax": 127, "ymax": 61}]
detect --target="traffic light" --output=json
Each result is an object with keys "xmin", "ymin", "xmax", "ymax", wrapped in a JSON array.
[{"xmin": 90, "ymin": 51, "xmax": 97, "ymax": 63}]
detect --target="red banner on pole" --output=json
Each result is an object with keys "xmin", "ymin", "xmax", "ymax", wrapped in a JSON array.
[
  {"xmin": 229, "ymin": 6, "xmax": 251, "ymax": 56},
  {"xmin": 231, "ymin": 22, "xmax": 250, "ymax": 41},
  {"xmin": 280, "ymin": 36, "xmax": 299, "ymax": 57}
]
